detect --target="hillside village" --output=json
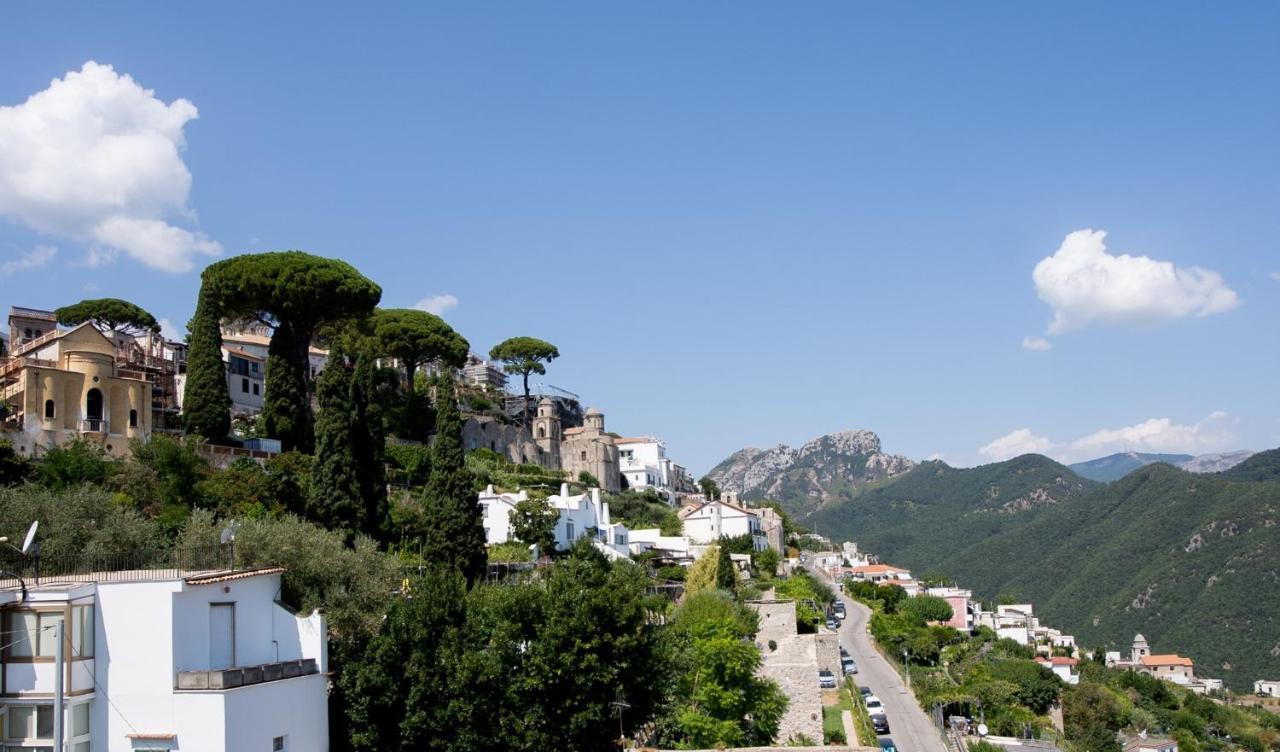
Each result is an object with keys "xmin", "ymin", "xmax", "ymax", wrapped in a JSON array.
[{"xmin": 0, "ymin": 285, "xmax": 1277, "ymax": 752}]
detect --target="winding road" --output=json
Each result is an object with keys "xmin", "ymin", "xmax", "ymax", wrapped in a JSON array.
[{"xmin": 813, "ymin": 566, "xmax": 948, "ymax": 752}]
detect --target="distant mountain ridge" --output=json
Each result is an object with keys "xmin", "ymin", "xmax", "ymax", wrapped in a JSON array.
[
  {"xmin": 806, "ymin": 447, "xmax": 1280, "ymax": 691},
  {"xmin": 1069, "ymin": 450, "xmax": 1255, "ymax": 482},
  {"xmin": 705, "ymin": 429, "xmax": 915, "ymax": 516}
]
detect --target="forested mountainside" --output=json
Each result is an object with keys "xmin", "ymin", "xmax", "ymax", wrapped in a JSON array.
[
  {"xmin": 705, "ymin": 429, "xmax": 914, "ymax": 516},
  {"xmin": 807, "ymin": 449, "xmax": 1280, "ymax": 690}
]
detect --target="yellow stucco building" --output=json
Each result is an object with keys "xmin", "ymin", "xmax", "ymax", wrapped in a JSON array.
[{"xmin": 1, "ymin": 322, "xmax": 152, "ymax": 456}]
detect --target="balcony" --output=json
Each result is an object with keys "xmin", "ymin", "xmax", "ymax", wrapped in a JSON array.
[
  {"xmin": 176, "ymin": 658, "xmax": 318, "ymax": 690},
  {"xmin": 79, "ymin": 418, "xmax": 109, "ymax": 434}
]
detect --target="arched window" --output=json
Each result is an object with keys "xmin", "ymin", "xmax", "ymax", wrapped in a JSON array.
[
  {"xmin": 44, "ymin": 400, "xmax": 55, "ymax": 419},
  {"xmin": 537, "ymin": 426, "xmax": 546, "ymax": 438},
  {"xmin": 129, "ymin": 409, "xmax": 138, "ymax": 428},
  {"xmin": 86, "ymin": 388, "xmax": 104, "ymax": 421}
]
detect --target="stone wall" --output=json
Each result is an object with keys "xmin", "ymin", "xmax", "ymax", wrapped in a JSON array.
[
  {"xmin": 748, "ymin": 600, "xmax": 824, "ymax": 744},
  {"xmin": 815, "ymin": 632, "xmax": 841, "ymax": 674}
]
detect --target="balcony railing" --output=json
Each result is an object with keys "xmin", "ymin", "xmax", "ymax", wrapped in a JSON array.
[
  {"xmin": 79, "ymin": 418, "xmax": 109, "ymax": 434},
  {"xmin": 0, "ymin": 544, "xmax": 232, "ymax": 586}
]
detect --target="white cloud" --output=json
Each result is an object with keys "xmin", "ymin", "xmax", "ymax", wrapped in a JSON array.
[
  {"xmin": 157, "ymin": 317, "xmax": 185, "ymax": 341},
  {"xmin": 978, "ymin": 412, "xmax": 1237, "ymax": 464},
  {"xmin": 0, "ymin": 61, "xmax": 221, "ymax": 273},
  {"xmin": 978, "ymin": 428, "xmax": 1056, "ymax": 462},
  {"xmin": 1021, "ymin": 336, "xmax": 1052, "ymax": 352},
  {"xmin": 0, "ymin": 245, "xmax": 56, "ymax": 276},
  {"xmin": 1271, "ymin": 271, "xmax": 1280, "ymax": 282},
  {"xmin": 1032, "ymin": 229, "xmax": 1238, "ymax": 335},
  {"xmin": 413, "ymin": 294, "xmax": 458, "ymax": 316}
]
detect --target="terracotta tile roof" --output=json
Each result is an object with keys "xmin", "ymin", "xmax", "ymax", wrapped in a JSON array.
[
  {"xmin": 851, "ymin": 564, "xmax": 910, "ymax": 574},
  {"xmin": 1141, "ymin": 654, "xmax": 1193, "ymax": 667},
  {"xmin": 613, "ymin": 437, "xmax": 652, "ymax": 445},
  {"xmin": 223, "ymin": 347, "xmax": 264, "ymax": 361},
  {"xmin": 678, "ymin": 499, "xmax": 758, "ymax": 519},
  {"xmin": 1036, "ymin": 656, "xmax": 1079, "ymax": 666},
  {"xmin": 185, "ymin": 567, "xmax": 286, "ymax": 585},
  {"xmin": 127, "ymin": 732, "xmax": 177, "ymax": 740}
]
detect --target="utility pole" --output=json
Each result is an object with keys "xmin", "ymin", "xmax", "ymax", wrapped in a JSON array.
[{"xmin": 54, "ymin": 620, "xmax": 65, "ymax": 752}]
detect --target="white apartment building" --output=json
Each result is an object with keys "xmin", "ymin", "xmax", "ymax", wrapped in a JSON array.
[
  {"xmin": 477, "ymin": 484, "xmax": 631, "ymax": 557},
  {"xmin": 679, "ymin": 500, "xmax": 767, "ymax": 552},
  {"xmin": 614, "ymin": 437, "xmax": 675, "ymax": 499},
  {"xmin": 0, "ymin": 567, "xmax": 328, "ymax": 751},
  {"xmin": 1255, "ymin": 680, "xmax": 1280, "ymax": 697}
]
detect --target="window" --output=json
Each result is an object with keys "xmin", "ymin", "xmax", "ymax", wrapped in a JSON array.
[
  {"xmin": 580, "ymin": 451, "xmax": 587, "ymax": 461},
  {"xmin": 85, "ymin": 388, "xmax": 103, "ymax": 421},
  {"xmin": 241, "ymin": 377, "xmax": 250, "ymax": 393},
  {"xmin": 565, "ymin": 521, "xmax": 574, "ymax": 541},
  {"xmin": 23, "ymin": 328, "xmax": 31, "ymax": 339},
  {"xmin": 72, "ymin": 702, "xmax": 90, "ymax": 735},
  {"xmin": 273, "ymin": 736, "xmax": 287, "ymax": 751},
  {"xmin": 34, "ymin": 329, "xmax": 42, "ymax": 338},
  {"xmin": 252, "ymin": 383, "xmax": 260, "ymax": 396},
  {"xmin": 6, "ymin": 703, "xmax": 54, "ymax": 739},
  {"xmin": 8, "ymin": 611, "xmax": 63, "ymax": 658},
  {"xmin": 43, "ymin": 400, "xmax": 54, "ymax": 419},
  {"xmin": 129, "ymin": 409, "xmax": 138, "ymax": 428},
  {"xmin": 72, "ymin": 605, "xmax": 94, "ymax": 657},
  {"xmin": 251, "ymin": 362, "xmax": 259, "ymax": 374}
]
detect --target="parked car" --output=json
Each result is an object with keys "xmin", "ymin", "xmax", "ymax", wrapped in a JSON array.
[
  {"xmin": 842, "ymin": 656, "xmax": 858, "ymax": 676},
  {"xmin": 818, "ymin": 670, "xmax": 837, "ymax": 689},
  {"xmin": 840, "ymin": 644, "xmax": 849, "ymax": 657},
  {"xmin": 834, "ymin": 602, "xmax": 847, "ymax": 619},
  {"xmin": 871, "ymin": 713, "xmax": 891, "ymax": 734},
  {"xmin": 879, "ymin": 737, "xmax": 899, "ymax": 752},
  {"xmin": 865, "ymin": 695, "xmax": 884, "ymax": 712},
  {"xmin": 859, "ymin": 686, "xmax": 873, "ymax": 697},
  {"xmin": 826, "ymin": 617, "xmax": 839, "ymax": 631}
]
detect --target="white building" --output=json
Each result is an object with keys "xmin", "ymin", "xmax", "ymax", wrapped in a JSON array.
[
  {"xmin": 615, "ymin": 437, "xmax": 676, "ymax": 500},
  {"xmin": 1035, "ymin": 656, "xmax": 1080, "ymax": 685},
  {"xmin": 1254, "ymin": 680, "xmax": 1280, "ymax": 697},
  {"xmin": 0, "ymin": 567, "xmax": 327, "ymax": 752},
  {"xmin": 975, "ymin": 604, "xmax": 1039, "ymax": 645},
  {"xmin": 679, "ymin": 499, "xmax": 767, "ymax": 551},
  {"xmin": 477, "ymin": 484, "xmax": 631, "ymax": 557}
]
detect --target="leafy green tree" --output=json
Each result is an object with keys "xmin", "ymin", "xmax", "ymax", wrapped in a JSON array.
[
  {"xmin": 487, "ymin": 337, "xmax": 558, "ymax": 425},
  {"xmin": 36, "ymin": 439, "xmax": 119, "ymax": 490},
  {"xmin": 685, "ymin": 545, "xmax": 722, "ymax": 595},
  {"xmin": 201, "ymin": 251, "xmax": 382, "ymax": 451},
  {"xmin": 510, "ymin": 496, "xmax": 557, "ymax": 554},
  {"xmin": 900, "ymin": 594, "xmax": 954, "ymax": 625},
  {"xmin": 110, "ymin": 435, "xmax": 210, "ymax": 529},
  {"xmin": 370, "ymin": 309, "xmax": 468, "ymax": 439},
  {"xmin": 577, "ymin": 470, "xmax": 599, "ymax": 487},
  {"xmin": 1063, "ymin": 682, "xmax": 1124, "ymax": 752},
  {"xmin": 985, "ymin": 659, "xmax": 1062, "ymax": 715},
  {"xmin": 0, "ymin": 483, "xmax": 160, "ymax": 560},
  {"xmin": 55, "ymin": 297, "xmax": 160, "ymax": 336},
  {"xmin": 716, "ymin": 539, "xmax": 738, "ymax": 590},
  {"xmin": 0, "ymin": 439, "xmax": 32, "ymax": 486},
  {"xmin": 182, "ymin": 287, "xmax": 231, "ymax": 441},
  {"xmin": 418, "ymin": 378, "xmax": 486, "ymax": 582},
  {"xmin": 752, "ymin": 547, "xmax": 780, "ymax": 579},
  {"xmin": 664, "ymin": 589, "xmax": 787, "ymax": 747},
  {"xmin": 308, "ymin": 351, "xmax": 363, "ymax": 536},
  {"xmin": 698, "ymin": 476, "xmax": 720, "ymax": 499},
  {"xmin": 342, "ymin": 567, "xmax": 474, "ymax": 752}
]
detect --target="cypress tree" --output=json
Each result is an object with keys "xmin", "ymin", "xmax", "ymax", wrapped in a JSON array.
[
  {"xmin": 262, "ymin": 323, "xmax": 314, "ymax": 452},
  {"xmin": 308, "ymin": 349, "xmax": 362, "ymax": 535},
  {"xmin": 183, "ymin": 287, "xmax": 231, "ymax": 441},
  {"xmin": 716, "ymin": 539, "xmax": 737, "ymax": 591},
  {"xmin": 351, "ymin": 352, "xmax": 388, "ymax": 541},
  {"xmin": 419, "ymin": 378, "xmax": 486, "ymax": 583}
]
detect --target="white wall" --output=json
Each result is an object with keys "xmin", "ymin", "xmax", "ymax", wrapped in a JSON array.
[{"xmin": 172, "ymin": 574, "xmax": 284, "ymax": 670}]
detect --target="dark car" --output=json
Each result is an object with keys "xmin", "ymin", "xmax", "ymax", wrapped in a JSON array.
[
  {"xmin": 871, "ymin": 713, "xmax": 891, "ymax": 734},
  {"xmin": 859, "ymin": 685, "xmax": 872, "ymax": 697},
  {"xmin": 879, "ymin": 738, "xmax": 899, "ymax": 752}
]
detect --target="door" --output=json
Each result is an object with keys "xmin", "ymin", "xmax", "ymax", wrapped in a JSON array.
[{"xmin": 210, "ymin": 603, "xmax": 235, "ymax": 670}]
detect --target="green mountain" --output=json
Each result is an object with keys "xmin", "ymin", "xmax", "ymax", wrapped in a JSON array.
[
  {"xmin": 808, "ymin": 451, "xmax": 1280, "ymax": 691},
  {"xmin": 1069, "ymin": 452, "xmax": 1193, "ymax": 482}
]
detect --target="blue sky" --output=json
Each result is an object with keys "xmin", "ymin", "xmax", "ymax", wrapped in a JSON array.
[{"xmin": 1, "ymin": 2, "xmax": 1277, "ymax": 472}]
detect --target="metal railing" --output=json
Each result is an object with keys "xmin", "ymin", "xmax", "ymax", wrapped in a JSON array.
[
  {"xmin": 0, "ymin": 544, "xmax": 232, "ymax": 587},
  {"xmin": 78, "ymin": 418, "xmax": 109, "ymax": 434}
]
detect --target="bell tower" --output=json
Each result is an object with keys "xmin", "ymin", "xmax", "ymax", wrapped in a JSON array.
[{"xmin": 533, "ymin": 397, "xmax": 561, "ymax": 459}]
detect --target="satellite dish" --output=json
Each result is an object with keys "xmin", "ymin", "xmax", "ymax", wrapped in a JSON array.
[
  {"xmin": 977, "ymin": 723, "xmax": 989, "ymax": 737},
  {"xmin": 20, "ymin": 521, "xmax": 38, "ymax": 555}
]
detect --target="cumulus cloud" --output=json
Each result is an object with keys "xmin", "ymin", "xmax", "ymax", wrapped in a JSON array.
[
  {"xmin": 0, "ymin": 61, "xmax": 221, "ymax": 272},
  {"xmin": 1032, "ymin": 229, "xmax": 1238, "ymax": 335},
  {"xmin": 978, "ymin": 428, "xmax": 1056, "ymax": 462},
  {"xmin": 1021, "ymin": 336, "xmax": 1052, "ymax": 352},
  {"xmin": 157, "ymin": 317, "xmax": 185, "ymax": 341},
  {"xmin": 978, "ymin": 412, "xmax": 1236, "ymax": 464},
  {"xmin": 414, "ymin": 294, "xmax": 458, "ymax": 315},
  {"xmin": 0, "ymin": 245, "xmax": 57, "ymax": 276}
]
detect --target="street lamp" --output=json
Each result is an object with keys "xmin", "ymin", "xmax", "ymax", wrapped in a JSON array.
[{"xmin": 903, "ymin": 648, "xmax": 911, "ymax": 687}]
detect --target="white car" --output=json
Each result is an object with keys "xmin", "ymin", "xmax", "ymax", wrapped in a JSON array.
[{"xmin": 865, "ymin": 695, "xmax": 884, "ymax": 712}]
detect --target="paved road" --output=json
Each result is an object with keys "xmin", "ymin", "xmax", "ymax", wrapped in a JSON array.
[{"xmin": 812, "ymin": 567, "xmax": 947, "ymax": 752}]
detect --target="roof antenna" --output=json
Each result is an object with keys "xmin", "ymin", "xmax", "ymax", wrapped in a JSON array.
[{"xmin": 220, "ymin": 520, "xmax": 240, "ymax": 570}]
